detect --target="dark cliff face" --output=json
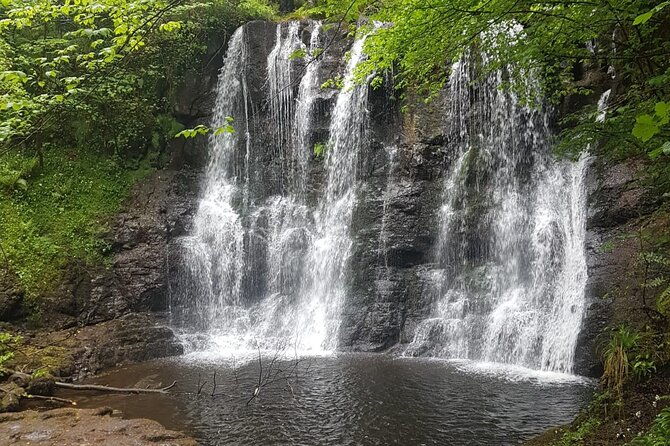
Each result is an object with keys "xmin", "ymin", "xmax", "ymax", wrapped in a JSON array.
[
  {"xmin": 576, "ymin": 155, "xmax": 660, "ymax": 375},
  {"xmin": 6, "ymin": 20, "xmax": 654, "ymax": 378},
  {"xmin": 343, "ymin": 96, "xmax": 447, "ymax": 351},
  {"xmin": 106, "ymin": 21, "xmax": 633, "ymax": 373}
]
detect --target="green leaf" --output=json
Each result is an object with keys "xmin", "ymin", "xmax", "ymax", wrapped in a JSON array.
[
  {"xmin": 633, "ymin": 11, "xmax": 653, "ymax": 25},
  {"xmin": 632, "ymin": 114, "xmax": 659, "ymax": 142},
  {"xmin": 289, "ymin": 49, "xmax": 307, "ymax": 60},
  {"xmin": 15, "ymin": 178, "xmax": 28, "ymax": 191},
  {"xmin": 655, "ymin": 101, "xmax": 670, "ymax": 125}
]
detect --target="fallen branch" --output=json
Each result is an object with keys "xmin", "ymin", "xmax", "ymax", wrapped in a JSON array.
[
  {"xmin": 54, "ymin": 381, "xmax": 177, "ymax": 394},
  {"xmin": 27, "ymin": 394, "xmax": 77, "ymax": 406}
]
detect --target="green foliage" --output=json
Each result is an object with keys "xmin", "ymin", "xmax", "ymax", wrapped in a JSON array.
[
  {"xmin": 175, "ymin": 117, "xmax": 235, "ymax": 139},
  {"xmin": 289, "ymin": 48, "xmax": 307, "ymax": 60},
  {"xmin": 313, "ymin": 142, "xmax": 325, "ymax": 157},
  {"xmin": 321, "ymin": 75, "xmax": 343, "ymax": 90},
  {"xmin": 629, "ymin": 405, "xmax": 670, "ymax": 446},
  {"xmin": 0, "ymin": 331, "xmax": 20, "ymax": 368},
  {"xmin": 631, "ymin": 353, "xmax": 656, "ymax": 380},
  {"xmin": 0, "ymin": 0, "xmax": 275, "ymax": 148},
  {"xmin": 640, "ymin": 250, "xmax": 670, "ymax": 319},
  {"xmin": 553, "ymin": 416, "xmax": 601, "ymax": 446},
  {"xmin": 0, "ymin": 147, "xmax": 153, "ymax": 298},
  {"xmin": 600, "ymin": 240, "xmax": 616, "ymax": 254},
  {"xmin": 601, "ymin": 325, "xmax": 640, "ymax": 394},
  {"xmin": 633, "ymin": 1, "xmax": 670, "ymax": 26}
]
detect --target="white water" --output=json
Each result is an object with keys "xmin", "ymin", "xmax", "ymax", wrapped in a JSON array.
[
  {"xmin": 404, "ymin": 54, "xmax": 590, "ymax": 374},
  {"xmin": 171, "ymin": 22, "xmax": 376, "ymax": 357},
  {"xmin": 171, "ymin": 23, "xmax": 591, "ymax": 375},
  {"xmin": 377, "ymin": 145, "xmax": 399, "ymax": 277}
]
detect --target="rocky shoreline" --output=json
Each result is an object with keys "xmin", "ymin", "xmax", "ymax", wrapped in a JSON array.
[{"xmin": 0, "ymin": 407, "xmax": 196, "ymax": 446}]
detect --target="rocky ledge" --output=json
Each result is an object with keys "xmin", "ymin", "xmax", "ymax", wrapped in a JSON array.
[
  {"xmin": 0, "ymin": 407, "xmax": 197, "ymax": 445},
  {"xmin": 3, "ymin": 313, "xmax": 182, "ymax": 384}
]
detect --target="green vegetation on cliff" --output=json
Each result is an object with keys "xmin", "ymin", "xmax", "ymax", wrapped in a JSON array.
[
  {"xmin": 303, "ymin": 0, "xmax": 670, "ymax": 171},
  {"xmin": 0, "ymin": 0, "xmax": 276, "ymax": 306}
]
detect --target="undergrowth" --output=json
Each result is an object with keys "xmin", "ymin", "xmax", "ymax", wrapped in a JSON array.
[
  {"xmin": 0, "ymin": 148, "xmax": 153, "ymax": 300},
  {"xmin": 629, "ymin": 405, "xmax": 670, "ymax": 445}
]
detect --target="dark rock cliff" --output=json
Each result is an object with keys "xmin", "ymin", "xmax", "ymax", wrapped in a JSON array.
[{"xmin": 2, "ymin": 19, "xmax": 657, "ymax": 379}]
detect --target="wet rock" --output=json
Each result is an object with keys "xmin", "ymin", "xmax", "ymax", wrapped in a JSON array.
[
  {"xmin": 0, "ymin": 284, "xmax": 24, "ymax": 322},
  {"xmin": 70, "ymin": 313, "xmax": 183, "ymax": 379},
  {"xmin": 0, "ymin": 382, "xmax": 24, "ymax": 413},
  {"xmin": 26, "ymin": 377, "xmax": 55, "ymax": 397},
  {"xmin": 576, "ymin": 155, "xmax": 660, "ymax": 376},
  {"xmin": 0, "ymin": 408, "xmax": 197, "ymax": 445},
  {"xmin": 39, "ymin": 169, "xmax": 199, "ymax": 330}
]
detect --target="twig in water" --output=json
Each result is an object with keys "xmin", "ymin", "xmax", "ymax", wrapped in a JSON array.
[
  {"xmin": 27, "ymin": 394, "xmax": 77, "ymax": 406},
  {"xmin": 54, "ymin": 381, "xmax": 176, "ymax": 394},
  {"xmin": 211, "ymin": 370, "xmax": 217, "ymax": 397}
]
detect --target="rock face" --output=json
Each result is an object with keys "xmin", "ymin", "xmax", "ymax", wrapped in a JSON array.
[
  {"xmin": 49, "ymin": 170, "xmax": 199, "ymax": 328},
  {"xmin": 0, "ymin": 280, "xmax": 25, "ymax": 322},
  {"xmin": 343, "ymin": 98, "xmax": 447, "ymax": 351},
  {"xmin": 163, "ymin": 20, "xmax": 652, "ymax": 375},
  {"xmin": 575, "ymin": 156, "xmax": 660, "ymax": 375},
  {"xmin": 0, "ymin": 407, "xmax": 197, "ymax": 445},
  {"xmin": 2, "ymin": 19, "xmax": 654, "ymax": 379}
]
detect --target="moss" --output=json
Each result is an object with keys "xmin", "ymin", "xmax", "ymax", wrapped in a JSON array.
[
  {"xmin": 552, "ymin": 417, "xmax": 601, "ymax": 446},
  {"xmin": 0, "ymin": 147, "xmax": 153, "ymax": 303},
  {"xmin": 7, "ymin": 340, "xmax": 75, "ymax": 378}
]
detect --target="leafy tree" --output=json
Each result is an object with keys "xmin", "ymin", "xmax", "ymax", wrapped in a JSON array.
[
  {"xmin": 304, "ymin": 0, "xmax": 670, "ymax": 172},
  {"xmin": 0, "ymin": 0, "xmax": 275, "ymax": 301}
]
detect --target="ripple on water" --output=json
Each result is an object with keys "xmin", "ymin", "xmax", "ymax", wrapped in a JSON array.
[{"xmin": 61, "ymin": 354, "xmax": 594, "ymax": 446}]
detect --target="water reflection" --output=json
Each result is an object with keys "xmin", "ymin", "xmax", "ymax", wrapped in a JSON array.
[{"xmin": 63, "ymin": 355, "xmax": 593, "ymax": 446}]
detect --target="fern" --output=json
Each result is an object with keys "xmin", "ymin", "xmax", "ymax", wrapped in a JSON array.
[{"xmin": 629, "ymin": 406, "xmax": 670, "ymax": 445}]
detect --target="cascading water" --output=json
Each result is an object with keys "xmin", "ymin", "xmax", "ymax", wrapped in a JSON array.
[
  {"xmin": 171, "ymin": 21, "xmax": 591, "ymax": 374},
  {"xmin": 377, "ymin": 145, "xmax": 399, "ymax": 278},
  {"xmin": 171, "ymin": 21, "xmax": 375, "ymax": 355},
  {"xmin": 404, "ymin": 54, "xmax": 590, "ymax": 374}
]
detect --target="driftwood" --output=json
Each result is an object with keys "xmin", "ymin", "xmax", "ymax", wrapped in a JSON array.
[
  {"xmin": 3, "ymin": 369, "xmax": 177, "ymax": 395},
  {"xmin": 54, "ymin": 381, "xmax": 177, "ymax": 394},
  {"xmin": 27, "ymin": 394, "xmax": 77, "ymax": 405}
]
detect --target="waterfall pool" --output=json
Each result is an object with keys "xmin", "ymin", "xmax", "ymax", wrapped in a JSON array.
[{"xmin": 59, "ymin": 354, "xmax": 594, "ymax": 446}]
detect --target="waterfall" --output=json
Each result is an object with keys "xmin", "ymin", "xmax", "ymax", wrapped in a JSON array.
[
  {"xmin": 377, "ymin": 145, "xmax": 399, "ymax": 277},
  {"xmin": 404, "ymin": 54, "xmax": 589, "ymax": 374},
  {"xmin": 171, "ymin": 21, "xmax": 591, "ymax": 373},
  {"xmin": 289, "ymin": 25, "xmax": 376, "ymax": 350},
  {"xmin": 171, "ymin": 22, "xmax": 375, "ymax": 355},
  {"xmin": 169, "ymin": 27, "xmax": 248, "ymax": 337}
]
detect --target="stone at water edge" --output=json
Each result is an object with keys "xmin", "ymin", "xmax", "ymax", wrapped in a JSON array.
[{"xmin": 0, "ymin": 407, "xmax": 198, "ymax": 445}]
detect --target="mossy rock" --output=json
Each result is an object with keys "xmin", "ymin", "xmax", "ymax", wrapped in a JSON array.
[{"xmin": 0, "ymin": 382, "xmax": 24, "ymax": 413}]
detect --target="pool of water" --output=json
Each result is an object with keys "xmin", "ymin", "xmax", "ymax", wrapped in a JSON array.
[{"xmin": 61, "ymin": 354, "xmax": 594, "ymax": 446}]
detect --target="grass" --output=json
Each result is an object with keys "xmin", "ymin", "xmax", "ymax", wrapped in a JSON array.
[
  {"xmin": 0, "ymin": 147, "xmax": 153, "ymax": 302},
  {"xmin": 602, "ymin": 326, "xmax": 641, "ymax": 395},
  {"xmin": 553, "ymin": 416, "xmax": 601, "ymax": 446}
]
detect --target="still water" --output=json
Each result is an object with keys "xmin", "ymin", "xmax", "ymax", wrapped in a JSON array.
[{"xmin": 62, "ymin": 354, "xmax": 593, "ymax": 446}]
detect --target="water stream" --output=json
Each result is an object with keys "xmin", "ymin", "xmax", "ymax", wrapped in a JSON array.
[
  {"xmin": 404, "ymin": 55, "xmax": 589, "ymax": 374},
  {"xmin": 80, "ymin": 20, "xmax": 603, "ymax": 445},
  {"xmin": 171, "ymin": 22, "xmax": 591, "ymax": 375}
]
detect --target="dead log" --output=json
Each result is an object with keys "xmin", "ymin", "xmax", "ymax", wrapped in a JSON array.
[
  {"xmin": 27, "ymin": 394, "xmax": 77, "ymax": 405},
  {"xmin": 3, "ymin": 369, "xmax": 177, "ymax": 395},
  {"xmin": 54, "ymin": 381, "xmax": 177, "ymax": 394}
]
